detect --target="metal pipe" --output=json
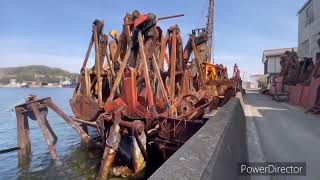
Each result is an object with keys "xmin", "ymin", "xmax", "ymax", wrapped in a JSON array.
[
  {"xmin": 0, "ymin": 147, "xmax": 20, "ymax": 154},
  {"xmin": 124, "ymin": 14, "xmax": 184, "ymax": 25},
  {"xmin": 71, "ymin": 117, "xmax": 97, "ymax": 127},
  {"xmin": 158, "ymin": 14, "xmax": 184, "ymax": 20}
]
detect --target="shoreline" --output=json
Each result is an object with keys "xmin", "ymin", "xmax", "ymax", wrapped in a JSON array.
[{"xmin": 0, "ymin": 86, "xmax": 75, "ymax": 88}]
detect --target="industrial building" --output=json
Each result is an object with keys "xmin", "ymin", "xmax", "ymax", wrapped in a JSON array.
[
  {"xmin": 298, "ymin": 0, "xmax": 320, "ymax": 62},
  {"xmin": 262, "ymin": 48, "xmax": 297, "ymax": 89}
]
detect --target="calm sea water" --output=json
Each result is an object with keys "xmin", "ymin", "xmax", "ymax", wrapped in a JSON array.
[{"xmin": 0, "ymin": 88, "xmax": 102, "ymax": 180}]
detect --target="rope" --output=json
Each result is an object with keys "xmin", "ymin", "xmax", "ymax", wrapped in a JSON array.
[{"xmin": 1, "ymin": 97, "xmax": 28, "ymax": 116}]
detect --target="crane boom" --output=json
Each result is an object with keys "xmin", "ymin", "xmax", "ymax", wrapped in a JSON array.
[{"xmin": 206, "ymin": 0, "xmax": 214, "ymax": 63}]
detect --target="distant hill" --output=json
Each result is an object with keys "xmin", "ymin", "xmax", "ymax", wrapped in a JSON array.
[{"xmin": 0, "ymin": 65, "xmax": 79, "ymax": 84}]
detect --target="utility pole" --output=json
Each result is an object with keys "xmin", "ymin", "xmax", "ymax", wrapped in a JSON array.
[{"xmin": 206, "ymin": 0, "xmax": 214, "ymax": 63}]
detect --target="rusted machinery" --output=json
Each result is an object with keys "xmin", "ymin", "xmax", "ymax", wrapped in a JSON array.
[
  {"xmin": 304, "ymin": 36, "xmax": 320, "ymax": 114},
  {"xmin": 279, "ymin": 46, "xmax": 320, "ymax": 87},
  {"xmin": 275, "ymin": 36, "xmax": 320, "ymax": 114},
  {"xmin": 279, "ymin": 49, "xmax": 300, "ymax": 86},
  {"xmin": 14, "ymin": 11, "xmax": 241, "ymax": 179}
]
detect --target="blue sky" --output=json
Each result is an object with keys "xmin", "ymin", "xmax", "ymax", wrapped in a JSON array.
[{"xmin": 0, "ymin": 0, "xmax": 306, "ymax": 78}]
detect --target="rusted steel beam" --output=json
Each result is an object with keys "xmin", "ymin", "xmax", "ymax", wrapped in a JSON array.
[
  {"xmin": 84, "ymin": 68, "xmax": 91, "ymax": 96},
  {"xmin": 177, "ymin": 34, "xmax": 184, "ymax": 71},
  {"xmin": 181, "ymin": 68, "xmax": 192, "ymax": 95},
  {"xmin": 124, "ymin": 15, "xmax": 132, "ymax": 46},
  {"xmin": 106, "ymin": 45, "xmax": 116, "ymax": 77},
  {"xmin": 30, "ymin": 103, "xmax": 58, "ymax": 160},
  {"xmin": 81, "ymin": 34, "xmax": 94, "ymax": 70},
  {"xmin": 114, "ymin": 17, "xmax": 131, "ymax": 62},
  {"xmin": 114, "ymin": 33, "xmax": 125, "ymax": 62},
  {"xmin": 44, "ymin": 116, "xmax": 58, "ymax": 144},
  {"xmin": 44, "ymin": 98, "xmax": 90, "ymax": 144},
  {"xmin": 93, "ymin": 25, "xmax": 103, "ymax": 107},
  {"xmin": 138, "ymin": 31, "xmax": 155, "ymax": 111},
  {"xmin": 107, "ymin": 43, "xmax": 133, "ymax": 102},
  {"xmin": 164, "ymin": 52, "xmax": 170, "ymax": 66},
  {"xmin": 169, "ymin": 29, "xmax": 177, "ymax": 101},
  {"xmin": 191, "ymin": 37, "xmax": 205, "ymax": 88},
  {"xmin": 15, "ymin": 107, "xmax": 31, "ymax": 162},
  {"xmin": 158, "ymin": 32, "xmax": 169, "ymax": 69},
  {"xmin": 152, "ymin": 54, "xmax": 170, "ymax": 108}
]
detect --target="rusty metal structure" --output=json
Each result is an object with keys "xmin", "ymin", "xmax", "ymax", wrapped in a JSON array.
[
  {"xmin": 304, "ymin": 37, "xmax": 320, "ymax": 115},
  {"xmin": 279, "ymin": 49, "xmax": 300, "ymax": 85},
  {"xmin": 274, "ymin": 36, "xmax": 320, "ymax": 114},
  {"xmin": 278, "ymin": 48, "xmax": 319, "ymax": 87},
  {"xmin": 14, "ymin": 11, "xmax": 241, "ymax": 179}
]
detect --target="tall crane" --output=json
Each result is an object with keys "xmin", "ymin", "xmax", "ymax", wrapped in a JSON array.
[{"xmin": 206, "ymin": 0, "xmax": 215, "ymax": 63}]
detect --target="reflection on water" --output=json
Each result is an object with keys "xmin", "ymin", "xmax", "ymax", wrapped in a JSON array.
[
  {"xmin": 0, "ymin": 88, "xmax": 102, "ymax": 179},
  {"xmin": 18, "ymin": 143, "xmax": 103, "ymax": 180}
]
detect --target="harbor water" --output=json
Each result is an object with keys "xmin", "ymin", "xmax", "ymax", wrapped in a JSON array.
[{"xmin": 0, "ymin": 88, "xmax": 102, "ymax": 180}]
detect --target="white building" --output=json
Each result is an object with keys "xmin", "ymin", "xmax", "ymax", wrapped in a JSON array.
[
  {"xmin": 298, "ymin": 0, "xmax": 320, "ymax": 62},
  {"xmin": 262, "ymin": 48, "xmax": 297, "ymax": 87}
]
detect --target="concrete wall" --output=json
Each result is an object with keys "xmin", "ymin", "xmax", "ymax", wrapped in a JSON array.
[
  {"xmin": 298, "ymin": 0, "xmax": 320, "ymax": 62},
  {"xmin": 149, "ymin": 93, "xmax": 248, "ymax": 180}
]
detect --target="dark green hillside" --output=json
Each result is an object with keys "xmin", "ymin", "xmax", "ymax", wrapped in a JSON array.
[{"xmin": 0, "ymin": 65, "xmax": 78, "ymax": 84}]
